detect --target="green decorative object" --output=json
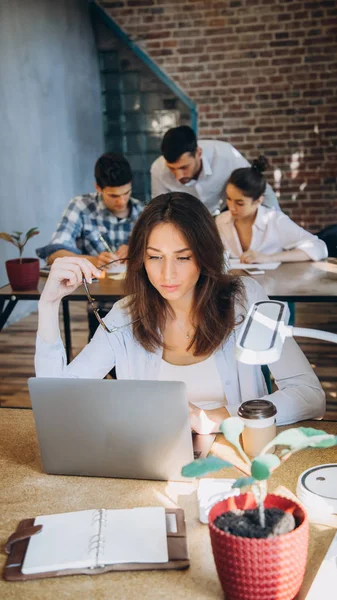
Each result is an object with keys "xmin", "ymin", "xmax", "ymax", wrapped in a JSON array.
[
  {"xmin": 251, "ymin": 455, "xmax": 281, "ymax": 481},
  {"xmin": 182, "ymin": 417, "xmax": 337, "ymax": 528},
  {"xmin": 0, "ymin": 227, "xmax": 39, "ymax": 262},
  {"xmin": 181, "ymin": 456, "xmax": 232, "ymax": 478},
  {"xmin": 232, "ymin": 476, "xmax": 256, "ymax": 489}
]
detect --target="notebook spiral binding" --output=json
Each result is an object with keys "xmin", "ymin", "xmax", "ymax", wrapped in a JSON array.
[{"xmin": 88, "ymin": 509, "xmax": 107, "ymax": 568}]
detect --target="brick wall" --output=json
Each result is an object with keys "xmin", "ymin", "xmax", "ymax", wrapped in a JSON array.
[{"xmin": 100, "ymin": 0, "xmax": 337, "ymax": 231}]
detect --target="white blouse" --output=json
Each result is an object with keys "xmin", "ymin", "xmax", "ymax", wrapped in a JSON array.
[
  {"xmin": 216, "ymin": 205, "xmax": 328, "ymax": 261},
  {"xmin": 34, "ymin": 277, "xmax": 326, "ymax": 426},
  {"xmin": 158, "ymin": 354, "xmax": 227, "ymax": 410}
]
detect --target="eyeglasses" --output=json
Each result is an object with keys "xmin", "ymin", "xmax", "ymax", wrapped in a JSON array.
[{"xmin": 82, "ymin": 258, "xmax": 140, "ymax": 334}]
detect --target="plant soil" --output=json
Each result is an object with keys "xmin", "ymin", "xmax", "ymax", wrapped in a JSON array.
[{"xmin": 214, "ymin": 508, "xmax": 296, "ymax": 538}]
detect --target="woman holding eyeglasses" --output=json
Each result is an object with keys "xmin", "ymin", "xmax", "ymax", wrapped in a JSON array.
[{"xmin": 36, "ymin": 192, "xmax": 325, "ymax": 433}]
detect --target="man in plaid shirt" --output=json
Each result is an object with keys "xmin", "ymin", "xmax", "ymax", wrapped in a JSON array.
[{"xmin": 36, "ymin": 152, "xmax": 144, "ymax": 339}]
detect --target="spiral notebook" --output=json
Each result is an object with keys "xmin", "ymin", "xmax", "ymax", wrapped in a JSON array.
[
  {"xmin": 4, "ymin": 507, "xmax": 189, "ymax": 581},
  {"xmin": 22, "ymin": 507, "xmax": 168, "ymax": 574}
]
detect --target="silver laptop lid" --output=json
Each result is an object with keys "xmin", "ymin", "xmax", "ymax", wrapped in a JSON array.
[{"xmin": 28, "ymin": 378, "xmax": 194, "ymax": 482}]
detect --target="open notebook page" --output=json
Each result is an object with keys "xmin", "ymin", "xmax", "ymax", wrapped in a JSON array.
[
  {"xmin": 100, "ymin": 507, "xmax": 168, "ymax": 565},
  {"xmin": 22, "ymin": 509, "xmax": 96, "ymax": 574}
]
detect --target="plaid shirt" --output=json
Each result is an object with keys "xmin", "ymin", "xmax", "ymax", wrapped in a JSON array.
[{"xmin": 36, "ymin": 193, "xmax": 144, "ymax": 260}]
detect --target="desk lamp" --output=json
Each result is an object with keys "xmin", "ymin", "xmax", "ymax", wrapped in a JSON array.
[
  {"xmin": 236, "ymin": 300, "xmax": 337, "ymax": 365},
  {"xmin": 236, "ymin": 299, "xmax": 337, "ymax": 518}
]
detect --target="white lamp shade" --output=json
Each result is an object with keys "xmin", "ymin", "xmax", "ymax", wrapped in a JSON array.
[{"xmin": 236, "ymin": 300, "xmax": 290, "ymax": 364}]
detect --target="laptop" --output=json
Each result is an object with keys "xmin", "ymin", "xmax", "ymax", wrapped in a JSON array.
[{"xmin": 28, "ymin": 378, "xmax": 215, "ymax": 482}]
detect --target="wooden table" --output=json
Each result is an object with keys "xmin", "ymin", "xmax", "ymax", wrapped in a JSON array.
[
  {"xmin": 0, "ymin": 276, "xmax": 124, "ymax": 363},
  {"xmin": 0, "ymin": 409, "xmax": 336, "ymax": 600},
  {"xmin": 252, "ymin": 259, "xmax": 337, "ymax": 302},
  {"xmin": 1, "ymin": 259, "xmax": 336, "ymax": 362}
]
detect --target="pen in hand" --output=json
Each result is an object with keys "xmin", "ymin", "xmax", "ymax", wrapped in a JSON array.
[{"xmin": 98, "ymin": 233, "xmax": 116, "ymax": 255}]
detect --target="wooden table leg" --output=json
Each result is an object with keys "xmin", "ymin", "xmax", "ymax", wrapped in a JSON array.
[{"xmin": 0, "ymin": 297, "xmax": 18, "ymax": 331}]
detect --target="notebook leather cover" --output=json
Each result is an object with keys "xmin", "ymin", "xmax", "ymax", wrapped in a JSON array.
[{"xmin": 3, "ymin": 508, "xmax": 189, "ymax": 581}]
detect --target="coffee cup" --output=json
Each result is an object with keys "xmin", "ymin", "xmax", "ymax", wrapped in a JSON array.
[{"xmin": 237, "ymin": 399, "xmax": 277, "ymax": 458}]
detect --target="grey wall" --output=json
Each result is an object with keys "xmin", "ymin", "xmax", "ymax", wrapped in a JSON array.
[{"xmin": 0, "ymin": 0, "xmax": 104, "ymax": 323}]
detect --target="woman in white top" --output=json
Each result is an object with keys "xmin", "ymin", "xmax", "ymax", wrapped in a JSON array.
[
  {"xmin": 216, "ymin": 156, "xmax": 328, "ymax": 264},
  {"xmin": 36, "ymin": 192, "xmax": 325, "ymax": 432}
]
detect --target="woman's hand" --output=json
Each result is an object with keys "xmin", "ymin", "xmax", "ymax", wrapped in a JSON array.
[
  {"xmin": 240, "ymin": 250, "xmax": 269, "ymax": 264},
  {"xmin": 189, "ymin": 403, "xmax": 230, "ymax": 434},
  {"xmin": 40, "ymin": 257, "xmax": 103, "ymax": 305}
]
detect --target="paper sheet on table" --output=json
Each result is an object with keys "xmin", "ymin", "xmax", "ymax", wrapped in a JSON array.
[
  {"xmin": 305, "ymin": 530, "xmax": 337, "ymax": 599},
  {"xmin": 107, "ymin": 271, "xmax": 126, "ymax": 280},
  {"xmin": 106, "ymin": 262, "xmax": 127, "ymax": 274},
  {"xmin": 229, "ymin": 259, "xmax": 281, "ymax": 270}
]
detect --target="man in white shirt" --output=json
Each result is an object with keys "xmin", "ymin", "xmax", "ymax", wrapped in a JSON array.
[{"xmin": 150, "ymin": 126, "xmax": 279, "ymax": 215}]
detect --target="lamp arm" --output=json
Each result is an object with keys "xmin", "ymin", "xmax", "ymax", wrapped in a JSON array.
[{"xmin": 287, "ymin": 326, "xmax": 337, "ymax": 345}]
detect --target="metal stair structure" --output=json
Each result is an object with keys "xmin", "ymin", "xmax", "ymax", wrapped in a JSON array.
[{"xmin": 90, "ymin": 1, "xmax": 197, "ymax": 203}]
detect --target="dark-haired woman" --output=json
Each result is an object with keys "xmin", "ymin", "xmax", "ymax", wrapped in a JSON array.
[
  {"xmin": 216, "ymin": 156, "xmax": 327, "ymax": 264},
  {"xmin": 36, "ymin": 192, "xmax": 325, "ymax": 431}
]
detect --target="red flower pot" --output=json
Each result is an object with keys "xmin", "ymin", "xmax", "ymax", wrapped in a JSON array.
[
  {"xmin": 209, "ymin": 493, "xmax": 309, "ymax": 600},
  {"xmin": 5, "ymin": 258, "xmax": 40, "ymax": 291}
]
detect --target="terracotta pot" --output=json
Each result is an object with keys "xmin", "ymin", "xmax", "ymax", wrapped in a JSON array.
[
  {"xmin": 208, "ymin": 493, "xmax": 309, "ymax": 600},
  {"xmin": 5, "ymin": 258, "xmax": 40, "ymax": 291}
]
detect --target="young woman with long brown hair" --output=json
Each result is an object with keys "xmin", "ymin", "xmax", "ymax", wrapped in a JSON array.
[{"xmin": 36, "ymin": 192, "xmax": 325, "ymax": 432}]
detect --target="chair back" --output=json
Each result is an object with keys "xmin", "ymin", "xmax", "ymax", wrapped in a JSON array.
[{"xmin": 317, "ymin": 224, "xmax": 337, "ymax": 257}]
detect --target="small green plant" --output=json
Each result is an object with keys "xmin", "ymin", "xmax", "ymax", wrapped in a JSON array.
[
  {"xmin": 0, "ymin": 228, "xmax": 39, "ymax": 263},
  {"xmin": 182, "ymin": 418, "xmax": 337, "ymax": 528}
]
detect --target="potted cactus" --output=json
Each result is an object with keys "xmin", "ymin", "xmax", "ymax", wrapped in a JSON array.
[
  {"xmin": 0, "ymin": 228, "xmax": 40, "ymax": 291},
  {"xmin": 182, "ymin": 418, "xmax": 337, "ymax": 600}
]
